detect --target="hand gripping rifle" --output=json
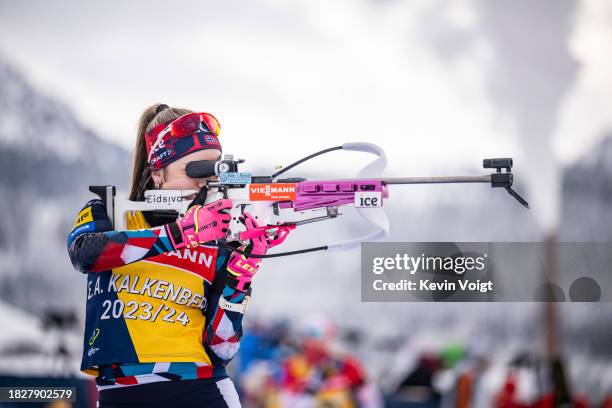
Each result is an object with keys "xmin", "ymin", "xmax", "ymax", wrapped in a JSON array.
[{"xmin": 89, "ymin": 143, "xmax": 528, "ymax": 258}]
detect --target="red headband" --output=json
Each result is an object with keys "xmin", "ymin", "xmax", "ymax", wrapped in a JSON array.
[{"xmin": 145, "ymin": 112, "xmax": 222, "ymax": 169}]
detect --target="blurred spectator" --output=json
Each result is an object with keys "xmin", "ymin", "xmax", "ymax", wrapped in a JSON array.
[{"xmin": 238, "ymin": 315, "xmax": 382, "ymax": 408}]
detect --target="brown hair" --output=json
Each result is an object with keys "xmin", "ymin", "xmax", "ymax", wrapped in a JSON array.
[{"xmin": 129, "ymin": 103, "xmax": 192, "ymax": 200}]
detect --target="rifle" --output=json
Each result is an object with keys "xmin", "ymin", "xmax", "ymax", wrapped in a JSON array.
[{"xmin": 90, "ymin": 143, "xmax": 528, "ymax": 258}]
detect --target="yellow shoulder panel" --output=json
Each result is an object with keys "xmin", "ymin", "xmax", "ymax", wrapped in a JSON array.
[
  {"xmin": 126, "ymin": 211, "xmax": 150, "ymax": 230},
  {"xmin": 72, "ymin": 207, "xmax": 93, "ymax": 229}
]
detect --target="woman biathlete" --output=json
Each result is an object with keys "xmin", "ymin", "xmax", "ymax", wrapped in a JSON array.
[{"xmin": 67, "ymin": 103, "xmax": 289, "ymax": 407}]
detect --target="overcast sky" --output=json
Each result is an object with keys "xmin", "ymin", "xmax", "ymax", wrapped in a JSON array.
[{"xmin": 1, "ymin": 0, "xmax": 611, "ymax": 230}]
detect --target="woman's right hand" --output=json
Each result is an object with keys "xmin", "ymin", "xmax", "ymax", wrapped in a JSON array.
[{"xmin": 173, "ymin": 199, "xmax": 232, "ymax": 248}]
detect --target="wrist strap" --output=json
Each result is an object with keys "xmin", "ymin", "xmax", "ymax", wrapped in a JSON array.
[
  {"xmin": 165, "ymin": 222, "xmax": 184, "ymax": 249},
  {"xmin": 225, "ymin": 272, "xmax": 252, "ymax": 293},
  {"xmin": 219, "ymin": 296, "xmax": 249, "ymax": 314}
]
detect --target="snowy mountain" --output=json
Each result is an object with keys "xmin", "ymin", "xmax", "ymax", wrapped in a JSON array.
[
  {"xmin": 0, "ymin": 58, "xmax": 129, "ymax": 315},
  {"xmin": 0, "ymin": 59, "xmax": 128, "ymax": 186}
]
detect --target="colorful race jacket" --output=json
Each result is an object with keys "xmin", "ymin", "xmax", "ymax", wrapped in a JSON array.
[{"xmin": 68, "ymin": 200, "xmax": 247, "ymax": 379}]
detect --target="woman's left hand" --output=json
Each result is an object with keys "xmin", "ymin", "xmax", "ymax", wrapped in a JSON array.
[{"xmin": 225, "ymin": 212, "xmax": 292, "ymax": 292}]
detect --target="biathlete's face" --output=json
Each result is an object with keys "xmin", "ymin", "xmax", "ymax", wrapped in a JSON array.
[{"xmin": 151, "ymin": 149, "xmax": 221, "ymax": 195}]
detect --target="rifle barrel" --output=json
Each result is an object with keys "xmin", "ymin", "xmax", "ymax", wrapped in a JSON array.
[{"xmin": 381, "ymin": 175, "xmax": 491, "ymax": 185}]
